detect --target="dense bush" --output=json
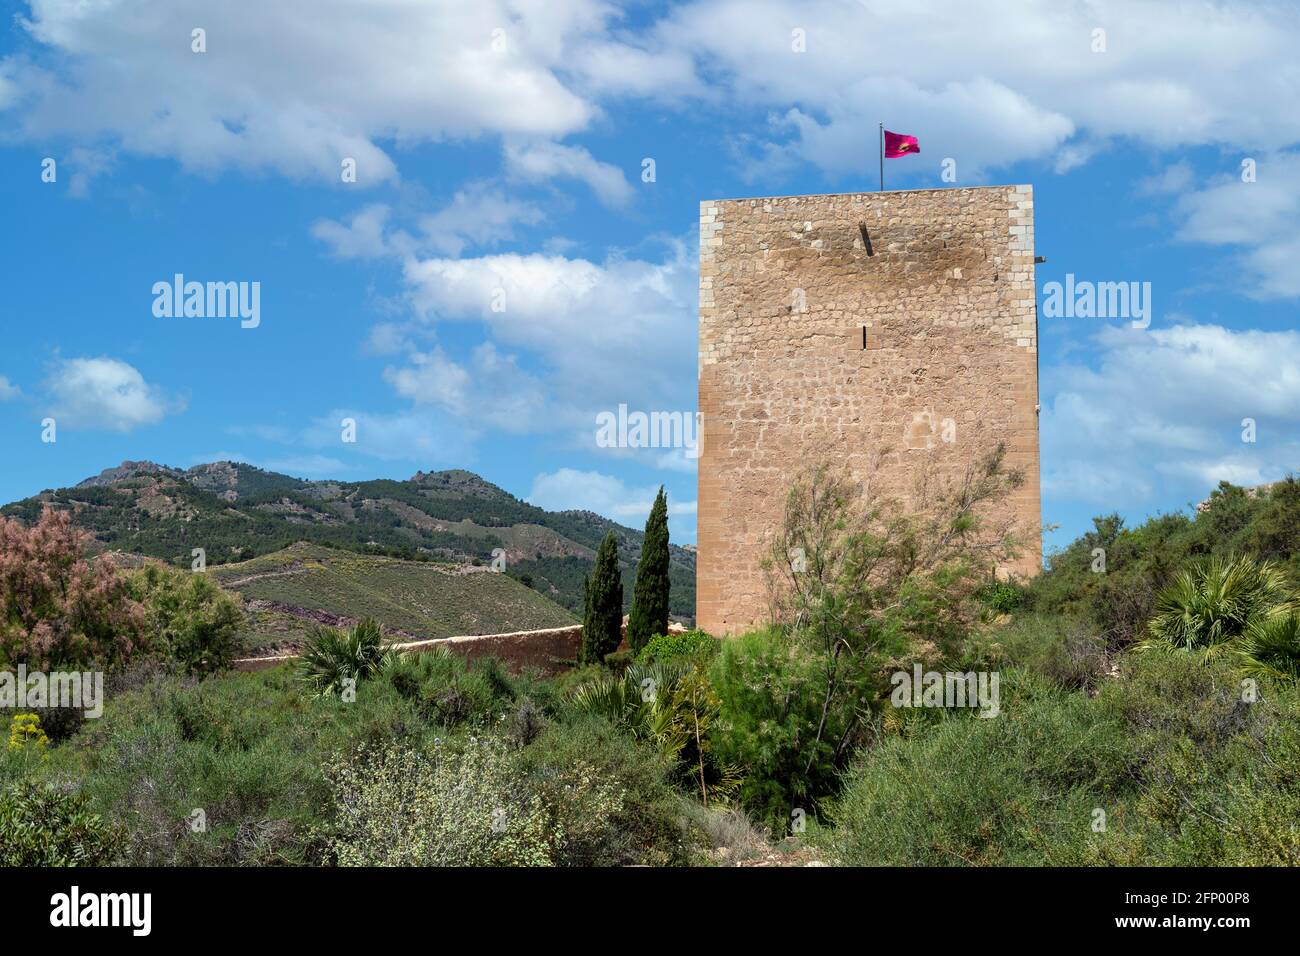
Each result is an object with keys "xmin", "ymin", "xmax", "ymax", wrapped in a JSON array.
[
  {"xmin": 975, "ymin": 577, "xmax": 1029, "ymax": 615},
  {"xmin": 977, "ymin": 614, "xmax": 1109, "ymax": 691},
  {"xmin": 637, "ymin": 628, "xmax": 719, "ymax": 664},
  {"xmin": 709, "ymin": 628, "xmax": 838, "ymax": 828},
  {"xmin": 129, "ymin": 563, "xmax": 244, "ymax": 674},
  {"xmin": 379, "ymin": 647, "xmax": 525, "ymax": 729},
  {"xmin": 321, "ymin": 737, "xmax": 557, "ymax": 866},
  {"xmin": 321, "ymin": 718, "xmax": 698, "ymax": 867},
  {"xmin": 33, "ymin": 667, "xmax": 429, "ymax": 865},
  {"xmin": 0, "ymin": 780, "xmax": 123, "ymax": 865},
  {"xmin": 1028, "ymin": 478, "xmax": 1300, "ymax": 647},
  {"xmin": 824, "ymin": 655, "xmax": 1300, "ymax": 866},
  {"xmin": 10, "ymin": 657, "xmax": 698, "ymax": 867},
  {"xmin": 516, "ymin": 717, "xmax": 700, "ymax": 865}
]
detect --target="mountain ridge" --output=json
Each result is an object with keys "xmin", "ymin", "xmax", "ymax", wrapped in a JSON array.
[{"xmin": 4, "ymin": 459, "xmax": 697, "ymax": 623}]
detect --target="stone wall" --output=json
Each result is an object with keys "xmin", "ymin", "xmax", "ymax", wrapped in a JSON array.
[
  {"xmin": 698, "ymin": 186, "xmax": 1041, "ymax": 635},
  {"xmin": 232, "ymin": 620, "xmax": 686, "ymax": 675}
]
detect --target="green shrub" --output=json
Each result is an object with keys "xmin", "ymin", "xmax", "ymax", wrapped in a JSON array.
[
  {"xmin": 379, "ymin": 647, "xmax": 503, "ymax": 728},
  {"xmin": 322, "ymin": 737, "xmax": 556, "ymax": 866},
  {"xmin": 567, "ymin": 661, "xmax": 738, "ymax": 804},
  {"xmin": 567, "ymin": 662, "xmax": 692, "ymax": 761},
  {"xmin": 0, "ymin": 780, "xmax": 122, "ymax": 865},
  {"xmin": 322, "ymin": 723, "xmax": 699, "ymax": 867},
  {"xmin": 129, "ymin": 563, "xmax": 244, "ymax": 674},
  {"xmin": 519, "ymin": 716, "xmax": 700, "ymax": 866},
  {"xmin": 824, "ymin": 655, "xmax": 1300, "ymax": 866},
  {"xmin": 603, "ymin": 648, "xmax": 636, "ymax": 671},
  {"xmin": 637, "ymin": 629, "xmax": 719, "ymax": 664},
  {"xmin": 709, "ymin": 628, "xmax": 836, "ymax": 828},
  {"xmin": 826, "ymin": 678, "xmax": 1131, "ymax": 866},
  {"xmin": 40, "ymin": 666, "xmax": 431, "ymax": 864},
  {"xmin": 980, "ymin": 614, "xmax": 1108, "ymax": 691},
  {"xmin": 976, "ymin": 577, "xmax": 1028, "ymax": 614}
]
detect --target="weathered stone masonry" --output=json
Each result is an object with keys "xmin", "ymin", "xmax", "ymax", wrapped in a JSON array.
[{"xmin": 697, "ymin": 186, "xmax": 1041, "ymax": 635}]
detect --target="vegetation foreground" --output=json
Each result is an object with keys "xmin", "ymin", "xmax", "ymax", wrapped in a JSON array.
[{"xmin": 3, "ymin": 460, "xmax": 1299, "ymax": 866}]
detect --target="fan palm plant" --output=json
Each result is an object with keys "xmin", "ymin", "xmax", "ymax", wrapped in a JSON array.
[
  {"xmin": 1138, "ymin": 556, "xmax": 1293, "ymax": 663},
  {"xmin": 568, "ymin": 662, "xmax": 691, "ymax": 760},
  {"xmin": 567, "ymin": 662, "xmax": 741, "ymax": 804},
  {"xmin": 1236, "ymin": 611, "xmax": 1300, "ymax": 681},
  {"xmin": 297, "ymin": 617, "xmax": 395, "ymax": 696}
]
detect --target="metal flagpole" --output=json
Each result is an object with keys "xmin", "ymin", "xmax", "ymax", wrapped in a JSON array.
[{"xmin": 879, "ymin": 123, "xmax": 884, "ymax": 191}]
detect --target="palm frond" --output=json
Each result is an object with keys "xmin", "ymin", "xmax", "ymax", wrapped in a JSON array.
[
  {"xmin": 297, "ymin": 617, "xmax": 390, "ymax": 696},
  {"xmin": 1237, "ymin": 612, "xmax": 1300, "ymax": 682},
  {"xmin": 1143, "ymin": 555, "xmax": 1292, "ymax": 654}
]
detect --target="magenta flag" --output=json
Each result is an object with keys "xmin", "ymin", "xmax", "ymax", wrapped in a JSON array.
[{"xmin": 884, "ymin": 130, "xmax": 920, "ymax": 158}]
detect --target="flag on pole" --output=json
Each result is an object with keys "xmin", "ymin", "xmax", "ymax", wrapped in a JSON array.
[{"xmin": 883, "ymin": 130, "xmax": 920, "ymax": 158}]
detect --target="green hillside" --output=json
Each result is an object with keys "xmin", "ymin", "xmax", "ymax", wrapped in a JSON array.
[
  {"xmin": 209, "ymin": 543, "xmax": 577, "ymax": 655},
  {"xmin": 1, "ymin": 460, "xmax": 697, "ymax": 624}
]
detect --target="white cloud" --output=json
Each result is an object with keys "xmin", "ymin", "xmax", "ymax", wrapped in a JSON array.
[
  {"xmin": 311, "ymin": 226, "xmax": 698, "ymax": 467},
  {"xmin": 311, "ymin": 204, "xmax": 395, "ymax": 260},
  {"xmin": 383, "ymin": 343, "xmax": 550, "ymax": 432},
  {"xmin": 651, "ymin": 0, "xmax": 1300, "ymax": 178},
  {"xmin": 63, "ymin": 146, "xmax": 116, "ymax": 198},
  {"xmin": 4, "ymin": 0, "xmax": 604, "ymax": 182},
  {"xmin": 0, "ymin": 376, "xmax": 19, "ymax": 400},
  {"xmin": 773, "ymin": 76, "xmax": 1074, "ymax": 181},
  {"xmin": 527, "ymin": 467, "xmax": 696, "ymax": 537},
  {"xmin": 11, "ymin": 0, "xmax": 1300, "ymax": 192},
  {"xmin": 1138, "ymin": 160, "xmax": 1194, "ymax": 196},
  {"xmin": 399, "ymin": 242, "xmax": 697, "ymax": 435},
  {"xmin": 313, "ymin": 186, "xmax": 546, "ymax": 261},
  {"xmin": 259, "ymin": 454, "xmax": 351, "ymax": 478},
  {"xmin": 1042, "ymin": 323, "xmax": 1300, "ymax": 504},
  {"xmin": 44, "ymin": 357, "xmax": 177, "ymax": 431},
  {"xmin": 312, "ymin": 212, "xmax": 698, "ymax": 458},
  {"xmin": 504, "ymin": 140, "xmax": 633, "ymax": 207},
  {"xmin": 1172, "ymin": 151, "xmax": 1300, "ymax": 299},
  {"xmin": 0, "ymin": 60, "xmax": 17, "ymax": 111},
  {"xmin": 418, "ymin": 183, "xmax": 546, "ymax": 255}
]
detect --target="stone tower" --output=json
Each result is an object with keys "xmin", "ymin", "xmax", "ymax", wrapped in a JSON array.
[{"xmin": 697, "ymin": 186, "xmax": 1041, "ymax": 635}]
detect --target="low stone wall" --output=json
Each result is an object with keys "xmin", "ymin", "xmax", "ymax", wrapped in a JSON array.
[{"xmin": 232, "ymin": 620, "xmax": 685, "ymax": 676}]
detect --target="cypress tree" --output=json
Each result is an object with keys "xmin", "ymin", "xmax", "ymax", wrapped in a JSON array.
[
  {"xmin": 627, "ymin": 486, "xmax": 671, "ymax": 654},
  {"xmin": 580, "ymin": 531, "xmax": 624, "ymax": 664}
]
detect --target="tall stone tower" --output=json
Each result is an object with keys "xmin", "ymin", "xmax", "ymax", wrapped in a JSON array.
[{"xmin": 697, "ymin": 186, "xmax": 1041, "ymax": 635}]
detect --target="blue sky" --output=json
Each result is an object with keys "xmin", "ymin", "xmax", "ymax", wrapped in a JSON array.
[{"xmin": 1, "ymin": 0, "xmax": 1299, "ymax": 556}]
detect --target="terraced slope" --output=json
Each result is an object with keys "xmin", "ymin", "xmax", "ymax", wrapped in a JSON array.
[{"xmin": 209, "ymin": 543, "xmax": 577, "ymax": 655}]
